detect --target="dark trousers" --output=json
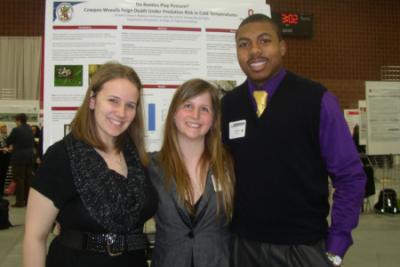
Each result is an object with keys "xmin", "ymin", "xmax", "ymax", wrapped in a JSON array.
[
  {"xmin": 0, "ymin": 153, "xmax": 10, "ymax": 197},
  {"xmin": 11, "ymin": 164, "xmax": 33, "ymax": 206},
  {"xmin": 231, "ymin": 235, "xmax": 333, "ymax": 267}
]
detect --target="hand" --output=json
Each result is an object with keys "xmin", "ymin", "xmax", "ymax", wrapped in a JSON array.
[
  {"xmin": 326, "ymin": 252, "xmax": 342, "ymax": 267},
  {"xmin": 52, "ymin": 222, "xmax": 61, "ymax": 235}
]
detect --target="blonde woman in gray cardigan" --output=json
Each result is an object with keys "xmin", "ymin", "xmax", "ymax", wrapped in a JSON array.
[{"xmin": 148, "ymin": 79, "xmax": 235, "ymax": 267}]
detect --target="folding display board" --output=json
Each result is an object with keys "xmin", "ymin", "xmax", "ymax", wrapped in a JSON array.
[{"xmin": 366, "ymin": 81, "xmax": 400, "ymax": 155}]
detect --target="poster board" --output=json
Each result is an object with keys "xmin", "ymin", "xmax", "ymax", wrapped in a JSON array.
[
  {"xmin": 43, "ymin": 0, "xmax": 271, "ymax": 152},
  {"xmin": 365, "ymin": 81, "xmax": 400, "ymax": 155}
]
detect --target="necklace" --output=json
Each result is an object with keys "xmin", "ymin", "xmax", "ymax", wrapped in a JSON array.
[
  {"xmin": 96, "ymin": 149, "xmax": 128, "ymax": 177},
  {"xmin": 112, "ymin": 152, "xmax": 124, "ymax": 166},
  {"xmin": 95, "ymin": 149, "xmax": 125, "ymax": 166}
]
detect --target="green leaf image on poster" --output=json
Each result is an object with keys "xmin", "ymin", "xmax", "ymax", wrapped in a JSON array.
[{"xmin": 54, "ymin": 65, "xmax": 83, "ymax": 86}]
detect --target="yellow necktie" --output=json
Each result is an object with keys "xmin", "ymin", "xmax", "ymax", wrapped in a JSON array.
[{"xmin": 253, "ymin": 90, "xmax": 267, "ymax": 117}]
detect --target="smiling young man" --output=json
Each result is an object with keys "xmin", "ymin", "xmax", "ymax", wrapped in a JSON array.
[{"xmin": 221, "ymin": 14, "xmax": 366, "ymax": 267}]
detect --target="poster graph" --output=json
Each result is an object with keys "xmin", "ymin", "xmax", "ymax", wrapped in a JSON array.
[
  {"xmin": 148, "ymin": 103, "xmax": 156, "ymax": 131},
  {"xmin": 143, "ymin": 87, "xmax": 176, "ymax": 151}
]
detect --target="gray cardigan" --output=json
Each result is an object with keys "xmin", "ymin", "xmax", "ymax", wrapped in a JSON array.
[{"xmin": 148, "ymin": 153, "xmax": 231, "ymax": 267}]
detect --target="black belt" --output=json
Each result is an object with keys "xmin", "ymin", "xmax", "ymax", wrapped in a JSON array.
[{"xmin": 57, "ymin": 229, "xmax": 148, "ymax": 256}]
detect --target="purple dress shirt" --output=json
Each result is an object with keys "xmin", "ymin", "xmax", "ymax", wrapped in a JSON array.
[{"xmin": 248, "ymin": 68, "xmax": 366, "ymax": 257}]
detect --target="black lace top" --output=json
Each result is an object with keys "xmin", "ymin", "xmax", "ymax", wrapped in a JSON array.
[{"xmin": 31, "ymin": 134, "xmax": 158, "ymax": 234}]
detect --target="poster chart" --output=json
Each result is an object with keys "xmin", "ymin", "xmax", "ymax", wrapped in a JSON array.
[
  {"xmin": 365, "ymin": 81, "xmax": 400, "ymax": 155},
  {"xmin": 43, "ymin": 0, "xmax": 271, "ymax": 151}
]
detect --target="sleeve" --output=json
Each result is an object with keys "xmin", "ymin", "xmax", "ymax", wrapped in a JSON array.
[
  {"xmin": 319, "ymin": 91, "xmax": 367, "ymax": 257},
  {"xmin": 30, "ymin": 140, "xmax": 77, "ymax": 209},
  {"xmin": 5, "ymin": 128, "xmax": 16, "ymax": 146}
]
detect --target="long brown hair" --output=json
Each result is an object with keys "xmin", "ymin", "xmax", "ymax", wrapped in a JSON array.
[
  {"xmin": 158, "ymin": 79, "xmax": 234, "ymax": 217},
  {"xmin": 69, "ymin": 62, "xmax": 148, "ymax": 165}
]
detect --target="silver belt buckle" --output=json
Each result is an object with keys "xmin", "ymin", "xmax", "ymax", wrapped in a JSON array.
[{"xmin": 105, "ymin": 233, "xmax": 122, "ymax": 256}]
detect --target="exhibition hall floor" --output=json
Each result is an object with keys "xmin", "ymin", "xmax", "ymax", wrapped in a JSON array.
[{"xmin": 1, "ymin": 194, "xmax": 400, "ymax": 267}]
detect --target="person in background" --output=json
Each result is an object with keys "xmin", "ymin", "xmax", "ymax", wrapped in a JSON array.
[
  {"xmin": 6, "ymin": 114, "xmax": 35, "ymax": 207},
  {"xmin": 31, "ymin": 125, "xmax": 43, "ymax": 171},
  {"xmin": 148, "ymin": 79, "xmax": 234, "ymax": 267},
  {"xmin": 23, "ymin": 62, "xmax": 158, "ymax": 267},
  {"xmin": 0, "ymin": 123, "xmax": 11, "ymax": 198},
  {"xmin": 221, "ymin": 14, "xmax": 366, "ymax": 267}
]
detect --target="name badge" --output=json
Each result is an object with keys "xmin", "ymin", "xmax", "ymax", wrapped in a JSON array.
[{"xmin": 229, "ymin": 120, "xmax": 246, "ymax": 139}]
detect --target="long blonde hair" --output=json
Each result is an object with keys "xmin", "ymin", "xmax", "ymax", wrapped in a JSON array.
[
  {"xmin": 158, "ymin": 79, "xmax": 234, "ymax": 218},
  {"xmin": 70, "ymin": 62, "xmax": 148, "ymax": 165}
]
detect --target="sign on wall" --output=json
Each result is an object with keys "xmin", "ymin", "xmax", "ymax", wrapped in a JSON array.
[{"xmin": 271, "ymin": 12, "xmax": 313, "ymax": 37}]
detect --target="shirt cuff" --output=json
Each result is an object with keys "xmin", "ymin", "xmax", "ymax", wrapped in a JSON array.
[{"xmin": 325, "ymin": 232, "xmax": 353, "ymax": 258}]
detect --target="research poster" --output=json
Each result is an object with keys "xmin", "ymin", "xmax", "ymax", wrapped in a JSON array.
[
  {"xmin": 365, "ymin": 81, "xmax": 400, "ymax": 155},
  {"xmin": 43, "ymin": 0, "xmax": 271, "ymax": 151}
]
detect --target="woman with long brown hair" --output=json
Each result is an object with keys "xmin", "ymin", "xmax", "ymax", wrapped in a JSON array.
[
  {"xmin": 148, "ymin": 78, "xmax": 234, "ymax": 267},
  {"xmin": 23, "ymin": 62, "xmax": 158, "ymax": 267}
]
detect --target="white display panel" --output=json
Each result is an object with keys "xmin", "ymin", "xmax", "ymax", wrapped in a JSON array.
[
  {"xmin": 366, "ymin": 81, "xmax": 400, "ymax": 155},
  {"xmin": 43, "ymin": 0, "xmax": 271, "ymax": 151}
]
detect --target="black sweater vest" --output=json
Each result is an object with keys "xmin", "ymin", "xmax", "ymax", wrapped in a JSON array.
[{"xmin": 221, "ymin": 72, "xmax": 329, "ymax": 244}]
